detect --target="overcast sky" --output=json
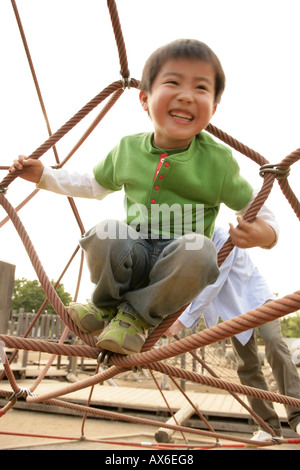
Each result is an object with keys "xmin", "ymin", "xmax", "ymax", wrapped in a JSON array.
[{"xmin": 1, "ymin": 0, "xmax": 300, "ymax": 305}]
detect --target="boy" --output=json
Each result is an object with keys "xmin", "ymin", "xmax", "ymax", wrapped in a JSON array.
[{"xmin": 9, "ymin": 39, "xmax": 277, "ymax": 356}]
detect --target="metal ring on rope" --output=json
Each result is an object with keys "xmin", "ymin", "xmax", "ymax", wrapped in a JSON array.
[
  {"xmin": 120, "ymin": 72, "xmax": 131, "ymax": 89},
  {"xmin": 259, "ymin": 163, "xmax": 291, "ymax": 179}
]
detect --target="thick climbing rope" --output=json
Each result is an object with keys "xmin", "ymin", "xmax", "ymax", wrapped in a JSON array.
[{"xmin": 1, "ymin": 0, "xmax": 300, "ymax": 449}]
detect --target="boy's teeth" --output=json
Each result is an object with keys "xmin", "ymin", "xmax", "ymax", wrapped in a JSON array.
[{"xmin": 170, "ymin": 111, "xmax": 192, "ymax": 121}]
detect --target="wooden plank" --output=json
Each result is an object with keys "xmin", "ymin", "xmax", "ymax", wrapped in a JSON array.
[
  {"xmin": 0, "ymin": 380, "xmax": 289, "ymax": 422},
  {"xmin": 0, "ymin": 261, "xmax": 15, "ymax": 335},
  {"xmin": 155, "ymin": 403, "xmax": 196, "ymax": 442}
]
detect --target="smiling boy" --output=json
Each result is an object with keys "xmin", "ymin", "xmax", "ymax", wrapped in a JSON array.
[
  {"xmin": 10, "ymin": 39, "xmax": 278, "ymax": 356},
  {"xmin": 139, "ymin": 58, "xmax": 217, "ymax": 149}
]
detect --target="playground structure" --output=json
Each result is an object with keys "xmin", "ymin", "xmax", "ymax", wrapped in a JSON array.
[{"xmin": 1, "ymin": 0, "xmax": 300, "ymax": 449}]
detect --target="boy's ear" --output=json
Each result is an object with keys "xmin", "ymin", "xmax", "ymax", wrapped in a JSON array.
[{"xmin": 139, "ymin": 90, "xmax": 149, "ymax": 111}]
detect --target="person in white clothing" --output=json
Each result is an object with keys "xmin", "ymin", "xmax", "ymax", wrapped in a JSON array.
[{"xmin": 166, "ymin": 226, "xmax": 300, "ymax": 441}]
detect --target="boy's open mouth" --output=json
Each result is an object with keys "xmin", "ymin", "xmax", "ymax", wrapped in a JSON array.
[{"xmin": 169, "ymin": 110, "xmax": 193, "ymax": 122}]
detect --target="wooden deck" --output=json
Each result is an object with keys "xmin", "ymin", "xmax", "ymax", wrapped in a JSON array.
[
  {"xmin": 0, "ymin": 379, "xmax": 288, "ymax": 423},
  {"xmin": 2, "ymin": 377, "xmax": 299, "ymax": 440}
]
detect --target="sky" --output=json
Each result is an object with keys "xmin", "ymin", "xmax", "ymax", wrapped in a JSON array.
[{"xmin": 0, "ymin": 0, "xmax": 300, "ymax": 306}]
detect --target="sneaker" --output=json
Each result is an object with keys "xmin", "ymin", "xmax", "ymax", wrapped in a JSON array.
[
  {"xmin": 96, "ymin": 309, "xmax": 149, "ymax": 355},
  {"xmin": 251, "ymin": 430, "xmax": 282, "ymax": 441},
  {"xmin": 68, "ymin": 300, "xmax": 116, "ymax": 335}
]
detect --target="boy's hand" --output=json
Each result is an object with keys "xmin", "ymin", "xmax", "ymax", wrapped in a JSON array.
[
  {"xmin": 229, "ymin": 216, "xmax": 276, "ymax": 249},
  {"xmin": 9, "ymin": 155, "xmax": 44, "ymax": 184},
  {"xmin": 165, "ymin": 319, "xmax": 184, "ymax": 338}
]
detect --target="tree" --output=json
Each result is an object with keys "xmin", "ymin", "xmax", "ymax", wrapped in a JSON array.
[
  {"xmin": 11, "ymin": 278, "xmax": 73, "ymax": 315},
  {"xmin": 280, "ymin": 312, "xmax": 300, "ymax": 338}
]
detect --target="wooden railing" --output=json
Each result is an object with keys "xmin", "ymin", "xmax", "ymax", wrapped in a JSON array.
[{"xmin": 8, "ymin": 309, "xmax": 73, "ymax": 342}]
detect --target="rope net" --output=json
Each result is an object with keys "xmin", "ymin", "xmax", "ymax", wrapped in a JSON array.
[{"xmin": 1, "ymin": 0, "xmax": 300, "ymax": 449}]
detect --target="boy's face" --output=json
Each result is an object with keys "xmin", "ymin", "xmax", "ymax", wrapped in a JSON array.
[{"xmin": 139, "ymin": 58, "xmax": 217, "ymax": 149}]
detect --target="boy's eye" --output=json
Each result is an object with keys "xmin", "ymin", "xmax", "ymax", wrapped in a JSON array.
[
  {"xmin": 196, "ymin": 85, "xmax": 207, "ymax": 90},
  {"xmin": 165, "ymin": 80, "xmax": 178, "ymax": 85}
]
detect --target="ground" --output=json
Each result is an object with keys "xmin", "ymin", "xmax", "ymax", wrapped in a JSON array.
[{"xmin": 1, "ymin": 407, "xmax": 299, "ymax": 451}]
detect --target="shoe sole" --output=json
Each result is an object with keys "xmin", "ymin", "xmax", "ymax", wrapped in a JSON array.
[
  {"xmin": 96, "ymin": 337, "xmax": 139, "ymax": 355},
  {"xmin": 68, "ymin": 307, "xmax": 90, "ymax": 333},
  {"xmin": 68, "ymin": 307, "xmax": 113, "ymax": 335}
]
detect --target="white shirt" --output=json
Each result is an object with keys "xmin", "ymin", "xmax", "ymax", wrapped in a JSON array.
[
  {"xmin": 179, "ymin": 226, "xmax": 276, "ymax": 345},
  {"xmin": 37, "ymin": 166, "xmax": 112, "ymax": 199}
]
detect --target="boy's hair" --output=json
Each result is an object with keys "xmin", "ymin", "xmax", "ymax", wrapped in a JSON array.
[{"xmin": 139, "ymin": 39, "xmax": 226, "ymax": 104}]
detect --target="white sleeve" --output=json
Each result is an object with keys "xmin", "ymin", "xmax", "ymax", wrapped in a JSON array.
[
  {"xmin": 37, "ymin": 166, "xmax": 114, "ymax": 200},
  {"xmin": 237, "ymin": 189, "xmax": 279, "ymax": 248}
]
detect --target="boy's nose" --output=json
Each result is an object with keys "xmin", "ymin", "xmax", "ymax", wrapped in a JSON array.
[{"xmin": 177, "ymin": 88, "xmax": 194, "ymax": 103}]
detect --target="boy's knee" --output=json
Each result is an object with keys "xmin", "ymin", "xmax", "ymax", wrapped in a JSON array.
[
  {"xmin": 184, "ymin": 234, "xmax": 219, "ymax": 282},
  {"xmin": 172, "ymin": 234, "xmax": 219, "ymax": 290}
]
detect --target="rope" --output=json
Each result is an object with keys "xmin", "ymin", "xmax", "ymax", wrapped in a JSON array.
[
  {"xmin": 2, "ymin": 290, "xmax": 300, "ymax": 409},
  {"xmin": 0, "ymin": 334, "xmax": 98, "ymax": 359},
  {"xmin": 110, "ymin": 293, "xmax": 300, "ymax": 368},
  {"xmin": 107, "ymin": 0, "xmax": 130, "ymax": 83},
  {"xmin": 0, "ymin": 193, "xmax": 97, "ymax": 348}
]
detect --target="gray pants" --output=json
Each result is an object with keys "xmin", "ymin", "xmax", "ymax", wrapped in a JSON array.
[
  {"xmin": 79, "ymin": 220, "xmax": 219, "ymax": 327},
  {"xmin": 231, "ymin": 319, "xmax": 300, "ymax": 434}
]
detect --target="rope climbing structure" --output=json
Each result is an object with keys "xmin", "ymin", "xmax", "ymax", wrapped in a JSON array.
[{"xmin": 1, "ymin": 0, "xmax": 300, "ymax": 449}]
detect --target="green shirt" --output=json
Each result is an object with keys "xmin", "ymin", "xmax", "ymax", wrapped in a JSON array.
[{"xmin": 93, "ymin": 132, "xmax": 253, "ymax": 239}]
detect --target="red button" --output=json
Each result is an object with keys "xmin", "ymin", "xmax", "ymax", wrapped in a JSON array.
[
  {"xmin": 159, "ymin": 175, "xmax": 164, "ymax": 179},
  {"xmin": 164, "ymin": 162, "xmax": 170, "ymax": 167},
  {"xmin": 155, "ymin": 186, "xmax": 159, "ymax": 190},
  {"xmin": 151, "ymin": 199, "xmax": 156, "ymax": 204}
]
